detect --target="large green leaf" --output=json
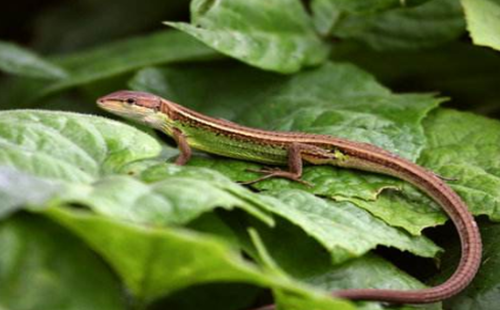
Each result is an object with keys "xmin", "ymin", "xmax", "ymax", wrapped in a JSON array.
[
  {"xmin": 165, "ymin": 0, "xmax": 329, "ymax": 73},
  {"xmin": 53, "ymin": 31, "xmax": 215, "ymax": 92},
  {"xmin": 461, "ymin": 0, "xmax": 500, "ymax": 51},
  {"xmin": 0, "ymin": 214, "xmax": 124, "ymax": 310},
  {"xmin": 419, "ymin": 109, "xmax": 500, "ymax": 221},
  {"xmin": 2, "ymin": 31, "xmax": 218, "ymax": 108},
  {"xmin": 45, "ymin": 207, "xmax": 355, "ymax": 310},
  {"xmin": 60, "ymin": 173, "xmax": 274, "ymax": 227},
  {"xmin": 343, "ymin": 189, "xmax": 447, "ymax": 236},
  {"xmin": 0, "ymin": 110, "xmax": 161, "ymax": 181},
  {"xmin": 347, "ymin": 108, "xmax": 500, "ymax": 236},
  {"xmin": 45, "ymin": 207, "xmax": 272, "ymax": 302},
  {"xmin": 0, "ymin": 167, "xmax": 61, "ymax": 219},
  {"xmin": 191, "ymin": 156, "xmax": 447, "ymax": 236},
  {"xmin": 130, "ymin": 162, "xmax": 438, "ymax": 260},
  {"xmin": 0, "ymin": 41, "xmax": 67, "ymax": 79},
  {"xmin": 261, "ymin": 190, "xmax": 441, "ymax": 264}
]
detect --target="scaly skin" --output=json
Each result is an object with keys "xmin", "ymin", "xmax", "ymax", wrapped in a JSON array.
[{"xmin": 97, "ymin": 90, "xmax": 482, "ymax": 305}]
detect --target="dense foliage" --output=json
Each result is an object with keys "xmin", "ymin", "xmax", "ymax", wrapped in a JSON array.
[{"xmin": 1, "ymin": 0, "xmax": 500, "ymax": 309}]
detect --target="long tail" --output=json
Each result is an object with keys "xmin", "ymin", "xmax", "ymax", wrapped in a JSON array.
[
  {"xmin": 332, "ymin": 160, "xmax": 482, "ymax": 303},
  {"xmin": 254, "ymin": 155, "xmax": 482, "ymax": 308}
]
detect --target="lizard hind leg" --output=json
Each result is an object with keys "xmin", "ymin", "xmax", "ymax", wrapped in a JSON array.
[{"xmin": 240, "ymin": 143, "xmax": 313, "ymax": 187}]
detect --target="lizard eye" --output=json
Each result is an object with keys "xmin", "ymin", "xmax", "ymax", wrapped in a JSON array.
[{"xmin": 126, "ymin": 98, "xmax": 135, "ymax": 104}]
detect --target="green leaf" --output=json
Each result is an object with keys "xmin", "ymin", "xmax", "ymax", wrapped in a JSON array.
[
  {"xmin": 462, "ymin": 0, "xmax": 500, "ymax": 51},
  {"xmin": 165, "ymin": 0, "xmax": 329, "ymax": 73},
  {"xmin": 130, "ymin": 160, "xmax": 440, "ymax": 259},
  {"xmin": 0, "ymin": 110, "xmax": 161, "ymax": 182},
  {"xmin": 54, "ymin": 31, "xmax": 215, "ymax": 91},
  {"xmin": 309, "ymin": 253, "xmax": 431, "ymax": 295},
  {"xmin": 0, "ymin": 41, "xmax": 67, "ymax": 79},
  {"xmin": 44, "ymin": 206, "xmax": 270, "ymax": 302},
  {"xmin": 261, "ymin": 190, "xmax": 441, "ymax": 264},
  {"xmin": 193, "ymin": 156, "xmax": 446, "ymax": 236},
  {"xmin": 4, "ymin": 31, "xmax": 218, "ymax": 108},
  {"xmin": 342, "ymin": 189, "xmax": 447, "ymax": 236},
  {"xmin": 138, "ymin": 160, "xmax": 442, "ymax": 260},
  {"xmin": 0, "ymin": 214, "xmax": 124, "ymax": 310},
  {"xmin": 0, "ymin": 167, "xmax": 61, "ymax": 219},
  {"xmin": 331, "ymin": 0, "xmax": 465, "ymax": 51},
  {"xmin": 45, "ymin": 207, "xmax": 355, "ymax": 310},
  {"xmin": 419, "ymin": 109, "xmax": 500, "ymax": 221},
  {"xmin": 61, "ymin": 173, "xmax": 273, "ymax": 227}
]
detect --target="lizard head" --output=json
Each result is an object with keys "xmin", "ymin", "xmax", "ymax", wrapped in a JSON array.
[{"xmin": 97, "ymin": 90, "xmax": 171, "ymax": 130}]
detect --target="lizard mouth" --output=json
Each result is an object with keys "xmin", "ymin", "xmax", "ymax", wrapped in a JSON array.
[{"xmin": 97, "ymin": 99, "xmax": 123, "ymax": 113}]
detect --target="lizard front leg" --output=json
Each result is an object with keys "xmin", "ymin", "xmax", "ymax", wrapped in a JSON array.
[{"xmin": 172, "ymin": 128, "xmax": 192, "ymax": 165}]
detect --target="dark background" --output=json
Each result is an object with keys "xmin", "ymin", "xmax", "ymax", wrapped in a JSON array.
[
  {"xmin": 2, "ymin": 0, "xmax": 500, "ymax": 118},
  {"xmin": 0, "ymin": 0, "xmax": 188, "ymax": 53}
]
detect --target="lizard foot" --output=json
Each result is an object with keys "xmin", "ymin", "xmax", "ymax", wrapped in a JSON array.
[{"xmin": 240, "ymin": 168, "xmax": 313, "ymax": 187}]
